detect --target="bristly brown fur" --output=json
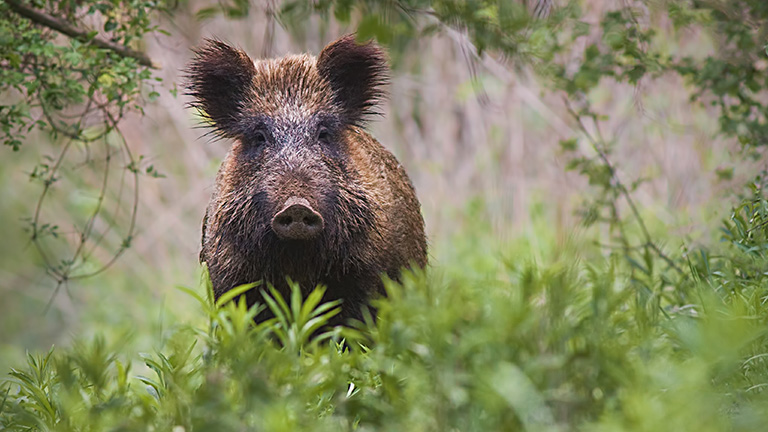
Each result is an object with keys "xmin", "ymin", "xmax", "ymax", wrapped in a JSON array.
[{"xmin": 186, "ymin": 34, "xmax": 388, "ymax": 134}]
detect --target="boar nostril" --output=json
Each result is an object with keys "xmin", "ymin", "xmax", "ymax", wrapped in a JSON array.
[
  {"xmin": 275, "ymin": 214, "xmax": 293, "ymax": 226},
  {"xmin": 304, "ymin": 214, "xmax": 321, "ymax": 226},
  {"xmin": 271, "ymin": 197, "xmax": 324, "ymax": 240}
]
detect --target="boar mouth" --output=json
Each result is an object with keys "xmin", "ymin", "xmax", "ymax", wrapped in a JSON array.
[{"xmin": 271, "ymin": 196, "xmax": 325, "ymax": 241}]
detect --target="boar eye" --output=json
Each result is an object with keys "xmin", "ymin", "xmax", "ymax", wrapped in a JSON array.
[
  {"xmin": 317, "ymin": 127, "xmax": 331, "ymax": 143},
  {"xmin": 253, "ymin": 130, "xmax": 268, "ymax": 147}
]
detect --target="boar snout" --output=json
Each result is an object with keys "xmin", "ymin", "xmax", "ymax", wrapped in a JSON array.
[{"xmin": 271, "ymin": 197, "xmax": 324, "ymax": 240}]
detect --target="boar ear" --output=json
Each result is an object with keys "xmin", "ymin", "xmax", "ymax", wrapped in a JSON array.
[
  {"xmin": 186, "ymin": 39, "xmax": 255, "ymax": 138},
  {"xmin": 317, "ymin": 34, "xmax": 389, "ymax": 126}
]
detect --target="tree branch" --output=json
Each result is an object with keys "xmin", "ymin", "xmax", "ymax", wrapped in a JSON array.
[
  {"xmin": 6, "ymin": 0, "xmax": 158, "ymax": 69},
  {"xmin": 563, "ymin": 97, "xmax": 686, "ymax": 276}
]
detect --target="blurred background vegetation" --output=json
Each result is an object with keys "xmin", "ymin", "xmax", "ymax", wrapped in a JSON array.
[{"xmin": 2, "ymin": 0, "xmax": 768, "ymax": 430}]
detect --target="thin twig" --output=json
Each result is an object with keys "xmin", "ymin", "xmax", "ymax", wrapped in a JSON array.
[
  {"xmin": 69, "ymin": 111, "xmax": 139, "ymax": 280},
  {"xmin": 66, "ymin": 130, "xmax": 113, "ymax": 279},
  {"xmin": 6, "ymin": 0, "xmax": 158, "ymax": 68},
  {"xmin": 564, "ymin": 97, "xmax": 686, "ymax": 276},
  {"xmin": 29, "ymin": 92, "xmax": 98, "ymax": 278},
  {"xmin": 43, "ymin": 279, "xmax": 65, "ymax": 315},
  {"xmin": 593, "ymin": 241, "xmax": 649, "ymax": 251}
]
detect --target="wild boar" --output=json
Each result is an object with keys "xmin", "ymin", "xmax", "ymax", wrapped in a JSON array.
[{"xmin": 186, "ymin": 34, "xmax": 427, "ymax": 324}]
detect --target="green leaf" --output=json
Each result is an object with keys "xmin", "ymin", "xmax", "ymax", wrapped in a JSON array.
[{"xmin": 215, "ymin": 282, "xmax": 260, "ymax": 309}]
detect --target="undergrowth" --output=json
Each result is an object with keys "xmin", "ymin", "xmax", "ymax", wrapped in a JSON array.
[{"xmin": 4, "ymin": 191, "xmax": 768, "ymax": 431}]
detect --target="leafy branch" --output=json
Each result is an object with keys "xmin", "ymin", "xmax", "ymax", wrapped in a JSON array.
[
  {"xmin": 563, "ymin": 98, "xmax": 685, "ymax": 277},
  {"xmin": 1, "ymin": 0, "xmax": 167, "ymax": 307},
  {"xmin": 5, "ymin": 0, "xmax": 157, "ymax": 68}
]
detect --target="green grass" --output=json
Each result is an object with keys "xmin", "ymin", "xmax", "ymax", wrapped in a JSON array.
[{"xmin": 3, "ymin": 203, "xmax": 768, "ymax": 431}]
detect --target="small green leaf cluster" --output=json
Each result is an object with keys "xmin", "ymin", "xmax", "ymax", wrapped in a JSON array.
[
  {"xmin": 0, "ymin": 0, "xmax": 166, "ymax": 149},
  {"xmin": 553, "ymin": 2, "xmax": 768, "ymax": 146}
]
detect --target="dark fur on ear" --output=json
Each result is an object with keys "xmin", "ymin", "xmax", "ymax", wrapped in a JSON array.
[
  {"xmin": 185, "ymin": 39, "xmax": 256, "ymax": 138},
  {"xmin": 317, "ymin": 34, "xmax": 389, "ymax": 126}
]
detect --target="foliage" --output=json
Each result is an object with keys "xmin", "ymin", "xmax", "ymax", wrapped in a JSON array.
[
  {"xmin": 2, "ymin": 211, "xmax": 768, "ymax": 430},
  {"xmin": 0, "ymin": 0, "xmax": 167, "ymax": 295},
  {"xmin": 549, "ymin": 1, "xmax": 767, "ymax": 334},
  {"xmin": 203, "ymin": 0, "xmax": 768, "ymax": 288},
  {"xmin": 3, "ymin": 0, "xmax": 768, "ymax": 430},
  {"xmin": 4, "ymin": 0, "xmax": 765, "ymax": 301}
]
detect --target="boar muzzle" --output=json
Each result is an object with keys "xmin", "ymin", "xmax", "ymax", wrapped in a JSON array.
[{"xmin": 271, "ymin": 196, "xmax": 324, "ymax": 240}]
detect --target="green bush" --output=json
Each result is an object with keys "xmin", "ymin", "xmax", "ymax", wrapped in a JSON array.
[{"xmin": 3, "ymin": 196, "xmax": 768, "ymax": 431}]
